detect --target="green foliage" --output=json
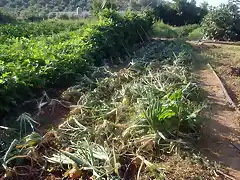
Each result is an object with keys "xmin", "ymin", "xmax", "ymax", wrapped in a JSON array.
[
  {"xmin": 187, "ymin": 27, "xmax": 203, "ymax": 40},
  {"xmin": 152, "ymin": 21, "xmax": 199, "ymax": 38},
  {"xmin": 0, "ymin": 9, "xmax": 14, "ymax": 23},
  {"xmin": 91, "ymin": 0, "xmax": 117, "ymax": 15},
  {"xmin": 152, "ymin": 21, "xmax": 178, "ymax": 38},
  {"xmin": 202, "ymin": 2, "xmax": 240, "ymax": 41},
  {"xmin": 0, "ymin": 9, "xmax": 154, "ymax": 115},
  {"xmin": 0, "ymin": 20, "xmax": 84, "ymax": 43},
  {"xmin": 154, "ymin": 0, "xmax": 208, "ymax": 26},
  {"xmin": 59, "ymin": 14, "xmax": 70, "ymax": 20},
  {"xmin": 0, "ymin": 0, "xmax": 208, "ymax": 28},
  {"xmin": 144, "ymin": 90, "xmax": 184, "ymax": 133},
  {"xmin": 0, "ymin": 0, "xmax": 91, "ymax": 14},
  {"xmin": 0, "ymin": 39, "xmax": 204, "ymax": 179},
  {"xmin": 143, "ymin": 83, "xmax": 203, "ymax": 134},
  {"xmin": 19, "ymin": 6, "xmax": 48, "ymax": 21},
  {"xmin": 173, "ymin": 24, "xmax": 199, "ymax": 38},
  {"xmin": 0, "ymin": 0, "xmax": 158, "ymax": 15}
]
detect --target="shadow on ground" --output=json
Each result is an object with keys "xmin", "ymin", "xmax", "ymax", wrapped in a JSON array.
[
  {"xmin": 193, "ymin": 42, "xmax": 240, "ymax": 178},
  {"xmin": 199, "ymin": 104, "xmax": 240, "ymax": 171}
]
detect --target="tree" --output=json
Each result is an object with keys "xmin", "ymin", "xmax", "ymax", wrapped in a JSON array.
[
  {"xmin": 128, "ymin": 0, "xmax": 142, "ymax": 10},
  {"xmin": 202, "ymin": 2, "xmax": 240, "ymax": 40},
  {"xmin": 0, "ymin": 0, "xmax": 91, "ymax": 19},
  {"xmin": 137, "ymin": 0, "xmax": 159, "ymax": 8},
  {"xmin": 0, "ymin": 0, "xmax": 8, "ymax": 7},
  {"xmin": 154, "ymin": 0, "xmax": 208, "ymax": 26},
  {"xmin": 48, "ymin": 12, "xmax": 57, "ymax": 19},
  {"xmin": 0, "ymin": 9, "xmax": 14, "ymax": 23},
  {"xmin": 59, "ymin": 13, "xmax": 70, "ymax": 19},
  {"xmin": 91, "ymin": 0, "xmax": 117, "ymax": 15}
]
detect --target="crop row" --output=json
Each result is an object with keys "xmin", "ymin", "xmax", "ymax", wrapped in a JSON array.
[
  {"xmin": 0, "ymin": 20, "xmax": 84, "ymax": 43},
  {"xmin": 0, "ymin": 9, "xmax": 154, "ymax": 114}
]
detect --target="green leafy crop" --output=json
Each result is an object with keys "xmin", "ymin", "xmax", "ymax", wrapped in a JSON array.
[
  {"xmin": 0, "ymin": 9, "xmax": 154, "ymax": 115},
  {"xmin": 0, "ymin": 20, "xmax": 84, "ymax": 43}
]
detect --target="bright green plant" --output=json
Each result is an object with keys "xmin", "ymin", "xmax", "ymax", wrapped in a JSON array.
[
  {"xmin": 143, "ymin": 85, "xmax": 202, "ymax": 136},
  {"xmin": 144, "ymin": 92, "xmax": 182, "ymax": 133},
  {"xmin": 0, "ymin": 20, "xmax": 84, "ymax": 43},
  {"xmin": 187, "ymin": 27, "xmax": 203, "ymax": 40},
  {"xmin": 173, "ymin": 24, "xmax": 199, "ymax": 38},
  {"xmin": 152, "ymin": 21, "xmax": 199, "ymax": 39}
]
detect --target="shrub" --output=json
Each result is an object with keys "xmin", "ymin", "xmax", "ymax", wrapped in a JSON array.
[
  {"xmin": 174, "ymin": 24, "xmax": 199, "ymax": 38},
  {"xmin": 152, "ymin": 21, "xmax": 199, "ymax": 39},
  {"xmin": 48, "ymin": 13, "xmax": 57, "ymax": 19},
  {"xmin": 152, "ymin": 21, "xmax": 178, "ymax": 38},
  {"xmin": 0, "ymin": 9, "xmax": 13, "ymax": 23},
  {"xmin": 154, "ymin": 0, "xmax": 208, "ymax": 26},
  {"xmin": 187, "ymin": 27, "xmax": 203, "ymax": 40},
  {"xmin": 59, "ymin": 14, "xmax": 70, "ymax": 20},
  {"xmin": 202, "ymin": 3, "xmax": 240, "ymax": 41}
]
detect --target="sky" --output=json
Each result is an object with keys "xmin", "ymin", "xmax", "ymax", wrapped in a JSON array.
[{"xmin": 196, "ymin": 0, "xmax": 228, "ymax": 6}]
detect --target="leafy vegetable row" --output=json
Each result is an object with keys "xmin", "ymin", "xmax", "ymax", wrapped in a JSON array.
[
  {"xmin": 0, "ymin": 9, "xmax": 154, "ymax": 114},
  {"xmin": 0, "ymin": 20, "xmax": 84, "ymax": 44}
]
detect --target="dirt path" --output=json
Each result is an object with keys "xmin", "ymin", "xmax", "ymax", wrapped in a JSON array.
[{"xmin": 198, "ymin": 67, "xmax": 240, "ymax": 179}]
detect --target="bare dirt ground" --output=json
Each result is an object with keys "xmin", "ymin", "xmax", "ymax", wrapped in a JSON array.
[
  {"xmin": 196, "ymin": 43, "xmax": 240, "ymax": 179},
  {"xmin": 203, "ymin": 44, "xmax": 240, "ymax": 105}
]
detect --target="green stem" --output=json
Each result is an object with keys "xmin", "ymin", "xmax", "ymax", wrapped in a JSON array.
[{"xmin": 177, "ymin": 107, "xmax": 182, "ymax": 138}]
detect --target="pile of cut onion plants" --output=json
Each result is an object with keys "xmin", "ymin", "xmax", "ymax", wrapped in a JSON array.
[{"xmin": 0, "ymin": 40, "xmax": 214, "ymax": 179}]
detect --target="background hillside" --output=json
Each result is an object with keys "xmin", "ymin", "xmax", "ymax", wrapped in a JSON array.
[
  {"xmin": 0, "ymin": 0, "xmax": 208, "ymax": 25},
  {"xmin": 0, "ymin": 0, "xmax": 90, "ymax": 11},
  {"xmin": 0, "ymin": 0, "xmax": 91, "ymax": 18}
]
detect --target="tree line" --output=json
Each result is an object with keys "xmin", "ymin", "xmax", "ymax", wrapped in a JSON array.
[
  {"xmin": 1, "ymin": 0, "xmax": 240, "ymax": 41},
  {"xmin": 0, "ymin": 0, "xmax": 208, "ymax": 24}
]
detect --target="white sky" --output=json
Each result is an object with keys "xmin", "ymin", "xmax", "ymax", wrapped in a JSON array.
[{"xmin": 196, "ymin": 0, "xmax": 228, "ymax": 6}]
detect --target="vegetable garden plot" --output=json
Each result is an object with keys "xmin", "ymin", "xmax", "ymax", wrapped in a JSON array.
[
  {"xmin": 0, "ymin": 9, "xmax": 154, "ymax": 116},
  {"xmin": 0, "ymin": 20, "xmax": 85, "ymax": 44},
  {"xmin": 0, "ymin": 40, "xmax": 216, "ymax": 179}
]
